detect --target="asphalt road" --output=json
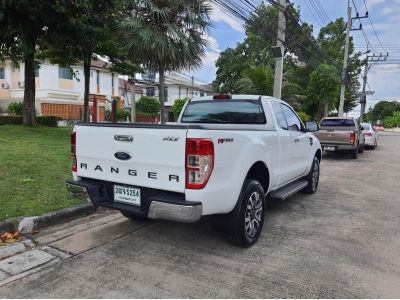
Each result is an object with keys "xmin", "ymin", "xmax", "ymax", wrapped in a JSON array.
[{"xmin": 1, "ymin": 132, "xmax": 400, "ymax": 298}]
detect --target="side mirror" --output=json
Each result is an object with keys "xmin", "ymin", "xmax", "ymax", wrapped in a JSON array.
[
  {"xmin": 361, "ymin": 126, "xmax": 365, "ymax": 130},
  {"xmin": 305, "ymin": 121, "xmax": 320, "ymax": 132}
]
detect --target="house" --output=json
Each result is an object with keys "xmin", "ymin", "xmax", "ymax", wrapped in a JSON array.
[
  {"xmin": 138, "ymin": 71, "xmax": 214, "ymax": 121},
  {"xmin": 119, "ymin": 78, "xmax": 143, "ymax": 108},
  {"xmin": 0, "ymin": 58, "xmax": 120, "ymax": 121}
]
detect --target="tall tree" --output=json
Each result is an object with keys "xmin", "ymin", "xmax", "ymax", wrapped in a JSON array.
[
  {"xmin": 122, "ymin": 0, "xmax": 211, "ymax": 123},
  {"xmin": 41, "ymin": 0, "xmax": 125, "ymax": 122},
  {"xmin": 0, "ymin": 1, "xmax": 71, "ymax": 125},
  {"xmin": 318, "ymin": 18, "xmax": 362, "ymax": 113},
  {"xmin": 305, "ymin": 64, "xmax": 340, "ymax": 120}
]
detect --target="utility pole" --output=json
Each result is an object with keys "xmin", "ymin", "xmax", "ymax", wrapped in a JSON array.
[
  {"xmin": 339, "ymin": 2, "xmax": 367, "ymax": 116},
  {"xmin": 359, "ymin": 53, "xmax": 388, "ymax": 122},
  {"xmin": 359, "ymin": 62, "xmax": 368, "ymax": 123},
  {"xmin": 191, "ymin": 76, "xmax": 194, "ymax": 97},
  {"xmin": 338, "ymin": 2, "xmax": 352, "ymax": 117},
  {"xmin": 272, "ymin": 0, "xmax": 286, "ymax": 99}
]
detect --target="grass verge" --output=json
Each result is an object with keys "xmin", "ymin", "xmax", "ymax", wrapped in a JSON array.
[{"xmin": 0, "ymin": 125, "xmax": 81, "ymax": 221}]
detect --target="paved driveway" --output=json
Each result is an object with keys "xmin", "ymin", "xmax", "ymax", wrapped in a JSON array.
[{"xmin": 1, "ymin": 132, "xmax": 400, "ymax": 298}]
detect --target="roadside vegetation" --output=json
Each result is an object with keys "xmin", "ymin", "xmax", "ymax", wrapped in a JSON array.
[
  {"xmin": 213, "ymin": 5, "xmax": 363, "ymax": 121},
  {"xmin": 0, "ymin": 126, "xmax": 80, "ymax": 221}
]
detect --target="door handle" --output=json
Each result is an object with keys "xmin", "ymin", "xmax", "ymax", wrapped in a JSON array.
[
  {"xmin": 294, "ymin": 138, "xmax": 300, "ymax": 142},
  {"xmin": 114, "ymin": 135, "xmax": 133, "ymax": 142}
]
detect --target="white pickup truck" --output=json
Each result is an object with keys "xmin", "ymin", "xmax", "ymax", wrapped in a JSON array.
[{"xmin": 66, "ymin": 95, "xmax": 322, "ymax": 247}]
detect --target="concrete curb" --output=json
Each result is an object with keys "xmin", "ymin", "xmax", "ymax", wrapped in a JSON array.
[{"xmin": 0, "ymin": 204, "xmax": 97, "ymax": 234}]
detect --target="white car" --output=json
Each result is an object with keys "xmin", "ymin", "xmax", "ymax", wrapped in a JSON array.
[
  {"xmin": 66, "ymin": 95, "xmax": 322, "ymax": 247},
  {"xmin": 361, "ymin": 122, "xmax": 378, "ymax": 149}
]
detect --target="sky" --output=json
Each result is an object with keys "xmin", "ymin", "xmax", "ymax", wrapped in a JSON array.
[{"xmin": 190, "ymin": 0, "xmax": 400, "ymax": 116}]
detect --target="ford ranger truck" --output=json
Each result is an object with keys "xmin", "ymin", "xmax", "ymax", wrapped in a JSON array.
[
  {"xmin": 314, "ymin": 117, "xmax": 365, "ymax": 159},
  {"xmin": 66, "ymin": 95, "xmax": 322, "ymax": 247}
]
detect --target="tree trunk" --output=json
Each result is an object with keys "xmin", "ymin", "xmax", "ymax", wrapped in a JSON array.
[
  {"xmin": 83, "ymin": 54, "xmax": 91, "ymax": 122},
  {"xmin": 324, "ymin": 100, "xmax": 329, "ymax": 118},
  {"xmin": 158, "ymin": 65, "xmax": 166, "ymax": 124},
  {"xmin": 23, "ymin": 39, "xmax": 36, "ymax": 126},
  {"xmin": 130, "ymin": 77, "xmax": 136, "ymax": 123}
]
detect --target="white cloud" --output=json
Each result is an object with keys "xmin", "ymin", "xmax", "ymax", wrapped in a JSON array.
[
  {"xmin": 204, "ymin": 33, "xmax": 220, "ymax": 53},
  {"xmin": 365, "ymin": 0, "xmax": 387, "ymax": 9},
  {"xmin": 209, "ymin": 3, "xmax": 244, "ymax": 33}
]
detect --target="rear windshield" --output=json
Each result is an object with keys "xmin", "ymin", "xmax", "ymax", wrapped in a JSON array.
[
  {"xmin": 181, "ymin": 100, "xmax": 266, "ymax": 124},
  {"xmin": 320, "ymin": 119, "xmax": 355, "ymax": 127},
  {"xmin": 362, "ymin": 124, "xmax": 371, "ymax": 130}
]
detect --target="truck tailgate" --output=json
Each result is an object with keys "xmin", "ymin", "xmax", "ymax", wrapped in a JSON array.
[
  {"xmin": 75, "ymin": 125, "xmax": 187, "ymax": 193},
  {"xmin": 315, "ymin": 127, "xmax": 352, "ymax": 144}
]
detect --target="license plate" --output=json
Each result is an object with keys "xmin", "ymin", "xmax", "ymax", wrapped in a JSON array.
[
  {"xmin": 114, "ymin": 185, "xmax": 141, "ymax": 206},
  {"xmin": 324, "ymin": 146, "xmax": 335, "ymax": 151}
]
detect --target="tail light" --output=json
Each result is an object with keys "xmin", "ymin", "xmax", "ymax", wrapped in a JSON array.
[
  {"xmin": 71, "ymin": 132, "xmax": 77, "ymax": 172},
  {"xmin": 186, "ymin": 139, "xmax": 214, "ymax": 189},
  {"xmin": 350, "ymin": 131, "xmax": 356, "ymax": 144}
]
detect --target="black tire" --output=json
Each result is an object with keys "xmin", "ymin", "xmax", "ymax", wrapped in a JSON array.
[
  {"xmin": 221, "ymin": 179, "xmax": 265, "ymax": 247},
  {"xmin": 350, "ymin": 146, "xmax": 358, "ymax": 159},
  {"xmin": 358, "ymin": 143, "xmax": 364, "ymax": 153},
  {"xmin": 120, "ymin": 210, "xmax": 147, "ymax": 221},
  {"xmin": 302, "ymin": 156, "xmax": 320, "ymax": 194}
]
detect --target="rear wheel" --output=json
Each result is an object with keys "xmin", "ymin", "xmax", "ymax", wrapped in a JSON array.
[
  {"xmin": 358, "ymin": 143, "xmax": 364, "ymax": 153},
  {"xmin": 120, "ymin": 211, "xmax": 147, "ymax": 222},
  {"xmin": 350, "ymin": 146, "xmax": 358, "ymax": 159},
  {"xmin": 302, "ymin": 156, "xmax": 320, "ymax": 194},
  {"xmin": 216, "ymin": 179, "xmax": 265, "ymax": 247}
]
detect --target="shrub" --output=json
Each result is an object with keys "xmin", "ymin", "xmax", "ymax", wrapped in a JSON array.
[
  {"xmin": 0, "ymin": 115, "xmax": 23, "ymax": 125},
  {"xmin": 171, "ymin": 98, "xmax": 189, "ymax": 121},
  {"xmin": 116, "ymin": 109, "xmax": 131, "ymax": 121},
  {"xmin": 136, "ymin": 96, "xmax": 160, "ymax": 115},
  {"xmin": 297, "ymin": 111, "xmax": 311, "ymax": 123},
  {"xmin": 6, "ymin": 102, "xmax": 23, "ymax": 115},
  {"xmin": 36, "ymin": 116, "xmax": 61, "ymax": 127}
]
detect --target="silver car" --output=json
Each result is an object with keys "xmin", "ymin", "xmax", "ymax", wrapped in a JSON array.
[{"xmin": 361, "ymin": 122, "xmax": 378, "ymax": 149}]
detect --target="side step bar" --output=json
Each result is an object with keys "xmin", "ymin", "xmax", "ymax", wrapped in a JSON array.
[{"xmin": 270, "ymin": 179, "xmax": 308, "ymax": 201}]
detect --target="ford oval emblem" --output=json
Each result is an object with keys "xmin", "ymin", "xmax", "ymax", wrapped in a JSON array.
[{"xmin": 114, "ymin": 152, "xmax": 132, "ymax": 161}]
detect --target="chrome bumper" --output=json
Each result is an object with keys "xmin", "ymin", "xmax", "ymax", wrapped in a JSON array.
[
  {"xmin": 66, "ymin": 182, "xmax": 202, "ymax": 223},
  {"xmin": 148, "ymin": 201, "xmax": 202, "ymax": 223},
  {"xmin": 66, "ymin": 182, "xmax": 92, "ymax": 203}
]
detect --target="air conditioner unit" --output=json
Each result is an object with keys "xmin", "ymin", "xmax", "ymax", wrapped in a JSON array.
[
  {"xmin": 1, "ymin": 83, "xmax": 10, "ymax": 89},
  {"xmin": 18, "ymin": 81, "xmax": 24, "ymax": 88}
]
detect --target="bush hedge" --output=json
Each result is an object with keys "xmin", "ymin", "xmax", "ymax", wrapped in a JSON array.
[
  {"xmin": 0, "ymin": 115, "xmax": 61, "ymax": 127},
  {"xmin": 36, "ymin": 116, "xmax": 62, "ymax": 127},
  {"xmin": 0, "ymin": 115, "xmax": 23, "ymax": 125},
  {"xmin": 6, "ymin": 102, "xmax": 23, "ymax": 115}
]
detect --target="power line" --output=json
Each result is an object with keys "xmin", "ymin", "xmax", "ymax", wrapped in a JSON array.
[
  {"xmin": 308, "ymin": 0, "xmax": 329, "ymax": 26},
  {"xmin": 312, "ymin": 0, "xmax": 330, "ymax": 24},
  {"xmin": 362, "ymin": 0, "xmax": 387, "ymax": 52}
]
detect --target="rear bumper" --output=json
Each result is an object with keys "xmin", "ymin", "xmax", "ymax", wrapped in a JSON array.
[
  {"xmin": 65, "ymin": 180, "xmax": 202, "ymax": 223},
  {"xmin": 321, "ymin": 143, "xmax": 357, "ymax": 151}
]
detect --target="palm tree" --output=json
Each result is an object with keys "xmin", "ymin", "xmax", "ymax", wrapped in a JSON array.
[
  {"xmin": 121, "ymin": 0, "xmax": 211, "ymax": 123},
  {"xmin": 235, "ymin": 66, "xmax": 274, "ymax": 95}
]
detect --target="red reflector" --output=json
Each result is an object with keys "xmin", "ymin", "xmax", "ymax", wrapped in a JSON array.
[
  {"xmin": 71, "ymin": 132, "xmax": 77, "ymax": 172},
  {"xmin": 213, "ymin": 94, "xmax": 231, "ymax": 100}
]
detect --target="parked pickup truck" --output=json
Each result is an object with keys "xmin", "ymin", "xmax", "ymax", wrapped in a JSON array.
[
  {"xmin": 66, "ymin": 95, "xmax": 322, "ymax": 247},
  {"xmin": 314, "ymin": 117, "xmax": 365, "ymax": 159}
]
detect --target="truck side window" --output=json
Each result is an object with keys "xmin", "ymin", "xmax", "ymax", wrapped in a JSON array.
[
  {"xmin": 281, "ymin": 104, "xmax": 302, "ymax": 132},
  {"xmin": 272, "ymin": 101, "xmax": 288, "ymax": 130}
]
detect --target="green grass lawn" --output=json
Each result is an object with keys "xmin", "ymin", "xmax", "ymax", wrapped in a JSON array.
[{"xmin": 0, "ymin": 125, "xmax": 82, "ymax": 221}]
